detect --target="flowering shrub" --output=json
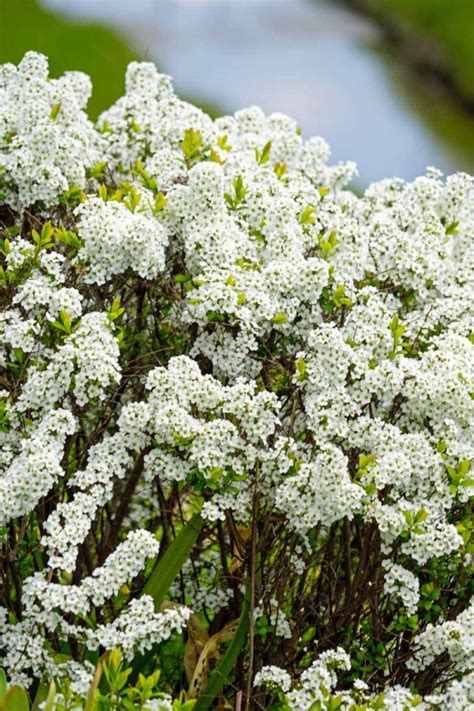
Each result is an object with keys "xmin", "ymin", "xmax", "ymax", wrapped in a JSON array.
[{"xmin": 0, "ymin": 52, "xmax": 473, "ymax": 710}]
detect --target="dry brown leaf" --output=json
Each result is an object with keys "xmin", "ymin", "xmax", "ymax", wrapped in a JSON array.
[
  {"xmin": 230, "ymin": 526, "xmax": 251, "ymax": 573},
  {"xmin": 186, "ymin": 617, "xmax": 239, "ymax": 699},
  {"xmin": 184, "ymin": 611, "xmax": 210, "ymax": 683},
  {"xmin": 161, "ymin": 601, "xmax": 210, "ymax": 683}
]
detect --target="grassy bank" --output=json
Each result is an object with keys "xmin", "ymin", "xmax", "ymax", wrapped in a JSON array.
[
  {"xmin": 0, "ymin": 0, "xmax": 221, "ymax": 120},
  {"xmin": 345, "ymin": 0, "xmax": 474, "ymax": 110},
  {"xmin": 0, "ymin": 0, "xmax": 140, "ymax": 119}
]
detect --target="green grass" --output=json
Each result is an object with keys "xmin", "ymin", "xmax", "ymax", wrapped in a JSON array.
[
  {"xmin": 0, "ymin": 0, "xmax": 222, "ymax": 120},
  {"xmin": 0, "ymin": 0, "xmax": 140, "ymax": 119},
  {"xmin": 366, "ymin": 0, "xmax": 474, "ymax": 102}
]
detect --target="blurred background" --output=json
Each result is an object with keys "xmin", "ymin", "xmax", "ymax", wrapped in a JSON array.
[{"xmin": 1, "ymin": 0, "xmax": 473, "ymax": 186}]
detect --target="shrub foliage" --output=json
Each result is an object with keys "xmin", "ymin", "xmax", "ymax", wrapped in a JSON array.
[{"xmin": 0, "ymin": 53, "xmax": 473, "ymax": 709}]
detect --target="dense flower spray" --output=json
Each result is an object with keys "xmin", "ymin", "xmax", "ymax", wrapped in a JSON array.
[{"xmin": 0, "ymin": 52, "xmax": 473, "ymax": 709}]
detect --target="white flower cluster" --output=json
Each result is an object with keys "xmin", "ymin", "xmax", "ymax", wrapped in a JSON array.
[
  {"xmin": 408, "ymin": 600, "xmax": 474, "ymax": 674},
  {"xmin": 13, "ymin": 273, "xmax": 83, "ymax": 322},
  {"xmin": 16, "ymin": 311, "xmax": 120, "ymax": 413},
  {"xmin": 254, "ymin": 665, "xmax": 291, "ymax": 693},
  {"xmin": 143, "ymin": 355, "xmax": 280, "ymax": 517},
  {"xmin": 382, "ymin": 561, "xmax": 420, "ymax": 615},
  {"xmin": 42, "ymin": 401, "xmax": 151, "ymax": 571},
  {"xmin": 258, "ymin": 648, "xmax": 474, "ymax": 710},
  {"xmin": 267, "ymin": 600, "xmax": 292, "ymax": 639},
  {"xmin": 0, "ymin": 51, "xmax": 98, "ymax": 209},
  {"xmin": 75, "ymin": 197, "xmax": 168, "ymax": 284},
  {"xmin": 0, "ymin": 531, "xmax": 164, "ymax": 684},
  {"xmin": 168, "ymin": 548, "xmax": 234, "ymax": 616},
  {"xmin": 24, "ymin": 530, "xmax": 159, "ymax": 616},
  {"xmin": 285, "ymin": 648, "xmax": 351, "ymax": 709},
  {"xmin": 275, "ymin": 444, "xmax": 364, "ymax": 532},
  {"xmin": 91, "ymin": 596, "xmax": 191, "ymax": 659},
  {"xmin": 0, "ymin": 409, "xmax": 75, "ymax": 526}
]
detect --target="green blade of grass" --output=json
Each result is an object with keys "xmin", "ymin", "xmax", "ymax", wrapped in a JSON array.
[
  {"xmin": 131, "ymin": 512, "xmax": 203, "ymax": 680},
  {"xmin": 2, "ymin": 686, "xmax": 30, "ymax": 711},
  {"xmin": 0, "ymin": 670, "xmax": 6, "ymax": 702},
  {"xmin": 142, "ymin": 512, "xmax": 203, "ymax": 608},
  {"xmin": 194, "ymin": 588, "xmax": 250, "ymax": 711}
]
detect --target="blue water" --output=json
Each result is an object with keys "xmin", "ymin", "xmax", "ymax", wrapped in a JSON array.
[{"xmin": 43, "ymin": 0, "xmax": 473, "ymax": 185}]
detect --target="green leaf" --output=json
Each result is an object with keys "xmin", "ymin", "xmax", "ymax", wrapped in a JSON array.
[
  {"xmin": 123, "ymin": 187, "xmax": 141, "ymax": 213},
  {"xmin": 374, "ymin": 692, "xmax": 385, "ymax": 710},
  {"xmin": 295, "ymin": 356, "xmax": 307, "ymax": 380},
  {"xmin": 133, "ymin": 160, "xmax": 158, "ymax": 192},
  {"xmin": 363, "ymin": 481, "xmax": 377, "ymax": 496},
  {"xmin": 217, "ymin": 134, "xmax": 232, "ymax": 152},
  {"xmin": 108, "ymin": 297, "xmax": 125, "ymax": 322},
  {"xmin": 41, "ymin": 222, "xmax": 54, "ymax": 246},
  {"xmin": 3, "ymin": 686, "xmax": 30, "ymax": 711},
  {"xmin": 194, "ymin": 588, "xmax": 250, "ymax": 711},
  {"xmin": 414, "ymin": 508, "xmax": 428, "ymax": 524},
  {"xmin": 60, "ymin": 185, "xmax": 86, "ymax": 205},
  {"xmin": 181, "ymin": 128, "xmax": 203, "ymax": 164},
  {"xmin": 389, "ymin": 314, "xmax": 406, "ymax": 343},
  {"xmin": 299, "ymin": 205, "xmax": 316, "ymax": 225},
  {"xmin": 55, "ymin": 228, "xmax": 83, "ymax": 251},
  {"xmin": 209, "ymin": 149, "xmax": 224, "ymax": 165},
  {"xmin": 50, "ymin": 101, "xmax": 61, "ymax": 120},
  {"xmin": 98, "ymin": 119, "xmax": 113, "ymax": 134},
  {"xmin": 51, "ymin": 310, "xmax": 74, "ymax": 336},
  {"xmin": 445, "ymin": 220, "xmax": 459, "ymax": 235},
  {"xmin": 357, "ymin": 453, "xmax": 376, "ymax": 478},
  {"xmin": 224, "ymin": 175, "xmax": 248, "ymax": 211},
  {"xmin": 174, "ymin": 273, "xmax": 190, "ymax": 284},
  {"xmin": 255, "ymin": 140, "xmax": 272, "ymax": 165},
  {"xmin": 318, "ymin": 229, "xmax": 339, "ymax": 257},
  {"xmin": 143, "ymin": 513, "xmax": 203, "ymax": 609},
  {"xmin": 0, "ymin": 238, "xmax": 11, "ymax": 256},
  {"xmin": 129, "ymin": 118, "xmax": 141, "ymax": 133},
  {"xmin": 0, "ymin": 669, "xmax": 6, "ymax": 701},
  {"xmin": 98, "ymin": 184, "xmax": 108, "ymax": 202},
  {"xmin": 206, "ymin": 310, "xmax": 226, "ymax": 323},
  {"xmin": 153, "ymin": 192, "xmax": 168, "ymax": 214},
  {"xmin": 333, "ymin": 284, "xmax": 352, "ymax": 309},
  {"xmin": 84, "ymin": 653, "xmax": 106, "ymax": 711},
  {"xmin": 59, "ymin": 311, "xmax": 72, "ymax": 332},
  {"xmin": 271, "ymin": 312, "xmax": 288, "ymax": 325},
  {"xmin": 43, "ymin": 680, "xmax": 56, "ymax": 711},
  {"xmin": 86, "ymin": 161, "xmax": 108, "ymax": 180},
  {"xmin": 274, "ymin": 162, "xmax": 287, "ymax": 181},
  {"xmin": 31, "ymin": 682, "xmax": 49, "ymax": 711},
  {"xmin": 459, "ymin": 459, "xmax": 471, "ymax": 477}
]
